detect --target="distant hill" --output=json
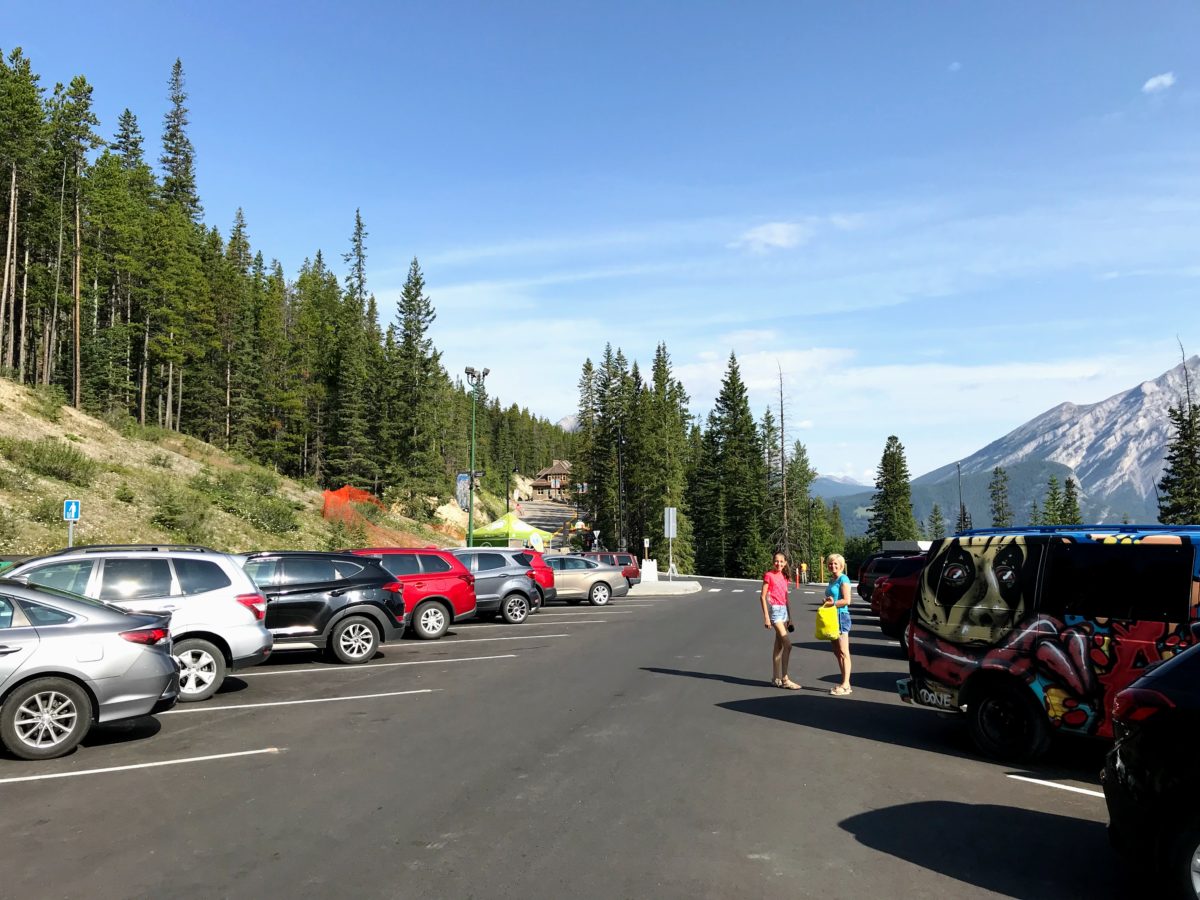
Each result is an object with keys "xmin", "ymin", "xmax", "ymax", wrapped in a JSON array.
[
  {"xmin": 557, "ymin": 414, "xmax": 580, "ymax": 433},
  {"xmin": 811, "ymin": 475, "xmax": 871, "ymax": 501},
  {"xmin": 838, "ymin": 356, "xmax": 1200, "ymax": 535}
]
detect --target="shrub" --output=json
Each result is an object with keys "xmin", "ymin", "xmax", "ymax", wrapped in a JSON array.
[
  {"xmin": 25, "ymin": 384, "xmax": 69, "ymax": 422},
  {"xmin": 0, "ymin": 438, "xmax": 101, "ymax": 486},
  {"xmin": 0, "ymin": 508, "xmax": 17, "ymax": 543},
  {"xmin": 150, "ymin": 482, "xmax": 210, "ymax": 543},
  {"xmin": 114, "ymin": 482, "xmax": 135, "ymax": 504},
  {"xmin": 149, "ymin": 451, "xmax": 173, "ymax": 469},
  {"xmin": 29, "ymin": 496, "xmax": 62, "ymax": 524},
  {"xmin": 191, "ymin": 469, "xmax": 296, "ymax": 535}
]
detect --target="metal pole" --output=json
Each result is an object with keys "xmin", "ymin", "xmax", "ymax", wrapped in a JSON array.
[
  {"xmin": 68, "ymin": 520, "xmax": 74, "ymax": 548},
  {"xmin": 468, "ymin": 384, "xmax": 477, "ymax": 547},
  {"xmin": 956, "ymin": 461, "xmax": 963, "ymax": 530},
  {"xmin": 617, "ymin": 426, "xmax": 626, "ymax": 551}
]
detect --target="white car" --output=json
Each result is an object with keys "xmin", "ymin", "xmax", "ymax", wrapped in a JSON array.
[{"xmin": 7, "ymin": 545, "xmax": 273, "ymax": 702}]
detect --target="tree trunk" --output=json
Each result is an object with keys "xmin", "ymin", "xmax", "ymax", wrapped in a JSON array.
[
  {"xmin": 73, "ymin": 189, "xmax": 82, "ymax": 408},
  {"xmin": 139, "ymin": 316, "xmax": 149, "ymax": 426},
  {"xmin": 225, "ymin": 358, "xmax": 232, "ymax": 447},
  {"xmin": 176, "ymin": 365, "xmax": 183, "ymax": 432},
  {"xmin": 46, "ymin": 157, "xmax": 67, "ymax": 385},
  {"xmin": 17, "ymin": 247, "xmax": 29, "ymax": 381},
  {"xmin": 165, "ymin": 354, "xmax": 174, "ymax": 431},
  {"xmin": 0, "ymin": 164, "xmax": 15, "ymax": 364}
]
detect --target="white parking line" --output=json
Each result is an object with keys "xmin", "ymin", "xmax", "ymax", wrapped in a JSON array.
[
  {"xmin": 536, "ymin": 610, "xmax": 635, "ymax": 616},
  {"xmin": 163, "ymin": 688, "xmax": 439, "ymax": 714},
  {"xmin": 462, "ymin": 620, "xmax": 609, "ymax": 629},
  {"xmin": 437, "ymin": 633, "xmax": 570, "ymax": 643},
  {"xmin": 1006, "ymin": 774, "xmax": 1105, "ymax": 798},
  {"xmin": 0, "ymin": 748, "xmax": 281, "ymax": 786},
  {"xmin": 732, "ymin": 589, "xmax": 746, "ymax": 593},
  {"xmin": 241, "ymin": 654, "xmax": 516, "ymax": 678},
  {"xmin": 708, "ymin": 589, "xmax": 722, "ymax": 593}
]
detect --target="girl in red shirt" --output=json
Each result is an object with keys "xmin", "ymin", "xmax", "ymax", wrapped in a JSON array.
[{"xmin": 760, "ymin": 552, "xmax": 800, "ymax": 689}]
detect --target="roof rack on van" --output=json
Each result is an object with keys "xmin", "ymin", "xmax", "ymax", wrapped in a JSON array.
[
  {"xmin": 958, "ymin": 525, "xmax": 1200, "ymax": 536},
  {"xmin": 41, "ymin": 544, "xmax": 220, "ymax": 556}
]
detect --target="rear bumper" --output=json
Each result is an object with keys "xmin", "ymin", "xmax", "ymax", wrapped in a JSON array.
[
  {"xmin": 230, "ymin": 641, "xmax": 273, "ymax": 671},
  {"xmin": 540, "ymin": 587, "xmax": 558, "ymax": 603},
  {"xmin": 626, "ymin": 576, "xmax": 641, "ymax": 586}
]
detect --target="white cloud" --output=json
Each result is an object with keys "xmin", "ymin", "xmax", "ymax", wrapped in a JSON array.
[
  {"xmin": 1142, "ymin": 72, "xmax": 1176, "ymax": 94},
  {"xmin": 948, "ymin": 62, "xmax": 962, "ymax": 73},
  {"xmin": 729, "ymin": 221, "xmax": 815, "ymax": 254}
]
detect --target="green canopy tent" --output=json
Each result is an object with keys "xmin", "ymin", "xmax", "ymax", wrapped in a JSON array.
[{"xmin": 471, "ymin": 512, "xmax": 555, "ymax": 548}]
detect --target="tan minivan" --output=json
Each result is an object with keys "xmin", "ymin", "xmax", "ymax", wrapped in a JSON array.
[{"xmin": 544, "ymin": 555, "xmax": 630, "ymax": 606}]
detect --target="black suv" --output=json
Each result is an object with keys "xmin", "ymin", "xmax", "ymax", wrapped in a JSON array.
[
  {"xmin": 1104, "ymin": 641, "xmax": 1200, "ymax": 898},
  {"xmin": 450, "ymin": 548, "xmax": 540, "ymax": 624},
  {"xmin": 856, "ymin": 552, "xmax": 913, "ymax": 604},
  {"xmin": 237, "ymin": 552, "xmax": 404, "ymax": 663}
]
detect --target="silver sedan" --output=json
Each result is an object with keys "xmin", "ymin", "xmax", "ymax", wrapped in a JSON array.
[{"xmin": 0, "ymin": 581, "xmax": 179, "ymax": 760}]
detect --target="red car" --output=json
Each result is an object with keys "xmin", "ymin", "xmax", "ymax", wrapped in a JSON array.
[
  {"xmin": 522, "ymin": 549, "xmax": 557, "ymax": 605},
  {"xmin": 871, "ymin": 555, "xmax": 926, "ymax": 648},
  {"xmin": 349, "ymin": 548, "xmax": 476, "ymax": 639},
  {"xmin": 581, "ymin": 551, "xmax": 641, "ymax": 586}
]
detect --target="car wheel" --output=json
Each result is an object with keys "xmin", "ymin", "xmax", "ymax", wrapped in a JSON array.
[
  {"xmin": 967, "ymin": 680, "xmax": 1050, "ymax": 761},
  {"xmin": 500, "ymin": 593, "xmax": 530, "ymax": 624},
  {"xmin": 588, "ymin": 582, "xmax": 611, "ymax": 606},
  {"xmin": 175, "ymin": 638, "xmax": 227, "ymax": 702},
  {"xmin": 1, "ymin": 677, "xmax": 92, "ymax": 761},
  {"xmin": 1168, "ymin": 826, "xmax": 1200, "ymax": 900},
  {"xmin": 329, "ymin": 616, "xmax": 379, "ymax": 664},
  {"xmin": 412, "ymin": 601, "xmax": 449, "ymax": 640}
]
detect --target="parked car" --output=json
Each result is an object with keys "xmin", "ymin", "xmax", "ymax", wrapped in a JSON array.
[
  {"xmin": 869, "ymin": 554, "xmax": 927, "ymax": 641},
  {"xmin": 348, "ymin": 547, "xmax": 476, "ymax": 640},
  {"xmin": 898, "ymin": 525, "xmax": 1200, "ymax": 761},
  {"xmin": 1104, "ymin": 641, "xmax": 1200, "ymax": 899},
  {"xmin": 237, "ymin": 552, "xmax": 405, "ymax": 663},
  {"xmin": 524, "ymin": 549, "xmax": 557, "ymax": 605},
  {"xmin": 581, "ymin": 551, "xmax": 641, "ymax": 586},
  {"xmin": 6, "ymin": 545, "xmax": 272, "ymax": 702},
  {"xmin": 0, "ymin": 580, "xmax": 178, "ymax": 760},
  {"xmin": 856, "ymin": 552, "xmax": 912, "ymax": 604},
  {"xmin": 545, "ymin": 555, "xmax": 629, "ymax": 606},
  {"xmin": 449, "ymin": 548, "xmax": 540, "ymax": 624}
]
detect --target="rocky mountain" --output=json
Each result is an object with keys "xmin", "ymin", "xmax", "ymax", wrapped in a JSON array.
[
  {"xmin": 556, "ymin": 414, "xmax": 580, "ymax": 433},
  {"xmin": 811, "ymin": 475, "xmax": 871, "ymax": 501},
  {"xmin": 839, "ymin": 356, "xmax": 1200, "ymax": 534}
]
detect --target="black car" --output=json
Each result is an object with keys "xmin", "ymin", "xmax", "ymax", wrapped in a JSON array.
[
  {"xmin": 1103, "ymin": 641, "xmax": 1200, "ymax": 898},
  {"xmin": 449, "ymin": 548, "xmax": 540, "ymax": 624},
  {"xmin": 856, "ymin": 552, "xmax": 912, "ymax": 604},
  {"xmin": 237, "ymin": 552, "xmax": 404, "ymax": 663}
]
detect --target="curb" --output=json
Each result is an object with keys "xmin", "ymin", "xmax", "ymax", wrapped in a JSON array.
[{"xmin": 629, "ymin": 581, "xmax": 702, "ymax": 596}]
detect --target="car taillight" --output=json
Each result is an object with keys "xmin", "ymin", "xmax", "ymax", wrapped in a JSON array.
[
  {"xmin": 121, "ymin": 627, "xmax": 170, "ymax": 645},
  {"xmin": 382, "ymin": 581, "xmax": 404, "ymax": 595},
  {"xmin": 461, "ymin": 573, "xmax": 475, "ymax": 586},
  {"xmin": 1112, "ymin": 687, "xmax": 1175, "ymax": 724},
  {"xmin": 235, "ymin": 592, "xmax": 268, "ymax": 621},
  {"xmin": 525, "ymin": 570, "xmax": 537, "ymax": 580}
]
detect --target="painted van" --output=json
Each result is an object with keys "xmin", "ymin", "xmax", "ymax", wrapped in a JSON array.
[{"xmin": 897, "ymin": 526, "xmax": 1200, "ymax": 760}]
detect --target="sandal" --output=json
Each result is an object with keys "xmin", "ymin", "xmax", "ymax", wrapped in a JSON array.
[
  {"xmin": 780, "ymin": 678, "xmax": 802, "ymax": 690},
  {"xmin": 830, "ymin": 685, "xmax": 852, "ymax": 696},
  {"xmin": 771, "ymin": 677, "xmax": 784, "ymax": 688}
]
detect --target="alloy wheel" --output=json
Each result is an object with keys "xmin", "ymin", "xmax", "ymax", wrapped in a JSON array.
[
  {"xmin": 419, "ymin": 605, "xmax": 447, "ymax": 636},
  {"xmin": 13, "ymin": 690, "xmax": 79, "ymax": 751},
  {"xmin": 339, "ymin": 621, "xmax": 375, "ymax": 658},
  {"xmin": 1190, "ymin": 841, "xmax": 1200, "ymax": 897},
  {"xmin": 505, "ymin": 596, "xmax": 529, "ymax": 623},
  {"xmin": 178, "ymin": 648, "xmax": 218, "ymax": 695}
]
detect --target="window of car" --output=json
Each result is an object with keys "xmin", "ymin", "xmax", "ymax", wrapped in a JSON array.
[
  {"xmin": 331, "ymin": 560, "xmax": 366, "ymax": 579},
  {"xmin": 565, "ymin": 557, "xmax": 592, "ymax": 570},
  {"xmin": 24, "ymin": 560, "xmax": 95, "ymax": 595},
  {"xmin": 890, "ymin": 557, "xmax": 927, "ymax": 579},
  {"xmin": 98, "ymin": 558, "xmax": 175, "ymax": 601},
  {"xmin": 19, "ymin": 600, "xmax": 76, "ymax": 626},
  {"xmin": 278, "ymin": 557, "xmax": 338, "ymax": 585},
  {"xmin": 174, "ymin": 558, "xmax": 232, "ymax": 595},
  {"xmin": 1041, "ymin": 542, "xmax": 1193, "ymax": 622},
  {"xmin": 546, "ymin": 557, "xmax": 565, "ymax": 570},
  {"xmin": 242, "ymin": 559, "xmax": 279, "ymax": 587},
  {"xmin": 380, "ymin": 554, "xmax": 421, "ymax": 577},
  {"xmin": 475, "ymin": 553, "xmax": 507, "ymax": 571},
  {"xmin": 512, "ymin": 553, "xmax": 534, "ymax": 567},
  {"xmin": 0, "ymin": 596, "xmax": 14, "ymax": 629},
  {"xmin": 417, "ymin": 554, "xmax": 452, "ymax": 573}
]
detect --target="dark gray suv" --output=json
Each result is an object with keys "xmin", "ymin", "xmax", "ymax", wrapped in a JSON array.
[{"xmin": 450, "ymin": 549, "xmax": 541, "ymax": 624}]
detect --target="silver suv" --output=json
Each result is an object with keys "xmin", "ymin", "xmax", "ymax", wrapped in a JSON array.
[
  {"xmin": 450, "ymin": 548, "xmax": 541, "ymax": 624},
  {"xmin": 7, "ymin": 545, "xmax": 273, "ymax": 702}
]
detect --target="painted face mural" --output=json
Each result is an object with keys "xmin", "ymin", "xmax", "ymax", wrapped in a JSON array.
[{"xmin": 916, "ymin": 537, "xmax": 1037, "ymax": 645}]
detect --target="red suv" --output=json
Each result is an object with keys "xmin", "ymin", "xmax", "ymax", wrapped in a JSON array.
[
  {"xmin": 869, "ymin": 555, "xmax": 926, "ymax": 648},
  {"xmin": 582, "ymin": 551, "xmax": 641, "ymax": 585},
  {"xmin": 349, "ymin": 548, "xmax": 476, "ymax": 639},
  {"xmin": 523, "ymin": 550, "xmax": 557, "ymax": 605}
]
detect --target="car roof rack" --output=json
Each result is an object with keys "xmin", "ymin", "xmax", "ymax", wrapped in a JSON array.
[
  {"xmin": 40, "ymin": 544, "xmax": 220, "ymax": 556},
  {"xmin": 958, "ymin": 525, "xmax": 1200, "ymax": 536}
]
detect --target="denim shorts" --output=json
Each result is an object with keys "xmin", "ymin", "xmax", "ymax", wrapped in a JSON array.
[{"xmin": 769, "ymin": 604, "xmax": 789, "ymax": 624}]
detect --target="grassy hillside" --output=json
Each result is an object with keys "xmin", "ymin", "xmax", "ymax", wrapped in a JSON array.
[{"xmin": 0, "ymin": 378, "xmax": 478, "ymax": 556}]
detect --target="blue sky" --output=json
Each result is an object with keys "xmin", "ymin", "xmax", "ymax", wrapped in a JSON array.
[{"xmin": 9, "ymin": 2, "xmax": 1200, "ymax": 481}]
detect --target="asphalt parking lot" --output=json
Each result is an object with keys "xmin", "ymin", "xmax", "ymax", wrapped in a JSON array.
[{"xmin": 0, "ymin": 579, "xmax": 1128, "ymax": 899}]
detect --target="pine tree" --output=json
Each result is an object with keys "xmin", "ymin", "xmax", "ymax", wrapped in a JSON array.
[
  {"xmin": 1042, "ymin": 475, "xmax": 1064, "ymax": 525},
  {"xmin": 1158, "ymin": 365, "xmax": 1200, "ymax": 525},
  {"xmin": 160, "ymin": 59, "xmax": 200, "ymax": 220},
  {"xmin": 926, "ymin": 503, "xmax": 946, "ymax": 539},
  {"xmin": 988, "ymin": 466, "xmax": 1013, "ymax": 527},
  {"xmin": 955, "ymin": 503, "xmax": 973, "ymax": 533},
  {"xmin": 1061, "ymin": 477, "xmax": 1083, "ymax": 525},
  {"xmin": 866, "ymin": 435, "xmax": 920, "ymax": 547},
  {"xmin": 711, "ymin": 353, "xmax": 768, "ymax": 575},
  {"xmin": 1029, "ymin": 498, "xmax": 1041, "ymax": 526}
]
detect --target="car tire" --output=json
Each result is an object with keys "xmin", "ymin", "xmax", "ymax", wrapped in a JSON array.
[
  {"xmin": 1168, "ymin": 825, "xmax": 1200, "ymax": 900},
  {"xmin": 588, "ymin": 582, "xmax": 612, "ymax": 606},
  {"xmin": 500, "ymin": 593, "xmax": 530, "ymax": 624},
  {"xmin": 1, "ymin": 677, "xmax": 92, "ymax": 761},
  {"xmin": 967, "ymin": 679, "xmax": 1050, "ymax": 761},
  {"xmin": 412, "ymin": 601, "xmax": 449, "ymax": 640},
  {"xmin": 329, "ymin": 616, "xmax": 379, "ymax": 664},
  {"xmin": 175, "ymin": 638, "xmax": 227, "ymax": 702}
]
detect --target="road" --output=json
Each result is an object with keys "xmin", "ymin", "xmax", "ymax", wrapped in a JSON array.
[{"xmin": 0, "ymin": 577, "xmax": 1126, "ymax": 899}]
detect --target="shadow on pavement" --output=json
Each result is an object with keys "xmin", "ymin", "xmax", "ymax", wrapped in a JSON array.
[
  {"xmin": 216, "ymin": 676, "xmax": 249, "ymax": 695},
  {"xmin": 813, "ymin": 670, "xmax": 908, "ymax": 694},
  {"xmin": 792, "ymin": 639, "xmax": 906, "ymax": 661},
  {"xmin": 641, "ymin": 666, "xmax": 775, "ymax": 689},
  {"xmin": 81, "ymin": 715, "xmax": 162, "ymax": 748},
  {"xmin": 840, "ymin": 801, "xmax": 1126, "ymax": 899}
]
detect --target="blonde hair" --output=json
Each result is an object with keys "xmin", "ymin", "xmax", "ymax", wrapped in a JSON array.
[{"xmin": 826, "ymin": 553, "xmax": 846, "ymax": 569}]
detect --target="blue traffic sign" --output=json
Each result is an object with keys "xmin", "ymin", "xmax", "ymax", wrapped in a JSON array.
[{"xmin": 63, "ymin": 500, "xmax": 81, "ymax": 522}]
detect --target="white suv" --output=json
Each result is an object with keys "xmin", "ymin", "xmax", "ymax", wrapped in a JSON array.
[{"xmin": 7, "ymin": 545, "xmax": 273, "ymax": 702}]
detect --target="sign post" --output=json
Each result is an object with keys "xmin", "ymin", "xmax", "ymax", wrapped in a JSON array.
[
  {"xmin": 593, "ymin": 530, "xmax": 601, "ymax": 551},
  {"xmin": 642, "ymin": 536, "xmax": 650, "ymax": 562},
  {"xmin": 664, "ymin": 507, "xmax": 677, "ymax": 580},
  {"xmin": 63, "ymin": 499, "xmax": 81, "ymax": 548}
]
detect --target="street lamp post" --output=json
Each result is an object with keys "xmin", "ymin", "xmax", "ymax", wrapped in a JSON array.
[
  {"xmin": 617, "ymin": 425, "xmax": 627, "ymax": 551},
  {"xmin": 956, "ymin": 461, "xmax": 964, "ymax": 532},
  {"xmin": 506, "ymin": 463, "xmax": 518, "ymax": 513},
  {"xmin": 465, "ymin": 366, "xmax": 489, "ymax": 547}
]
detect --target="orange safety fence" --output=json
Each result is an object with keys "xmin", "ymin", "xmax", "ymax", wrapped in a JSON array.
[{"xmin": 321, "ymin": 485, "xmax": 447, "ymax": 548}]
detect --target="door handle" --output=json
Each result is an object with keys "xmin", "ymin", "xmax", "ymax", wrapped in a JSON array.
[
  {"xmin": 330, "ymin": 588, "xmax": 348, "ymax": 597},
  {"xmin": 0, "ymin": 645, "xmax": 21, "ymax": 656}
]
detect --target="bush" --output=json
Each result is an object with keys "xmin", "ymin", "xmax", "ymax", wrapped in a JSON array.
[
  {"xmin": 325, "ymin": 518, "xmax": 367, "ymax": 551},
  {"xmin": 191, "ymin": 468, "xmax": 297, "ymax": 535},
  {"xmin": 25, "ymin": 384, "xmax": 69, "ymax": 422},
  {"xmin": 114, "ymin": 482, "xmax": 135, "ymax": 504},
  {"xmin": 0, "ymin": 437, "xmax": 101, "ymax": 486},
  {"xmin": 0, "ymin": 508, "xmax": 17, "ymax": 543},
  {"xmin": 29, "ymin": 496, "xmax": 63, "ymax": 525},
  {"xmin": 150, "ymin": 482, "xmax": 211, "ymax": 543},
  {"xmin": 149, "ymin": 452, "xmax": 173, "ymax": 469}
]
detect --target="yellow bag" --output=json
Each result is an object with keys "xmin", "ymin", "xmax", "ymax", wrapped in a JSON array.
[{"xmin": 815, "ymin": 605, "xmax": 840, "ymax": 641}]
